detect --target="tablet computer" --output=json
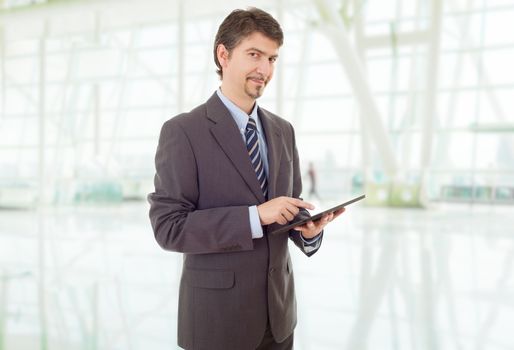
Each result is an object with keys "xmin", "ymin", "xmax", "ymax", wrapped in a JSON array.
[{"xmin": 270, "ymin": 194, "xmax": 365, "ymax": 234}]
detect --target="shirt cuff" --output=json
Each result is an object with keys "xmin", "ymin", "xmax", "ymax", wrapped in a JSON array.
[
  {"xmin": 300, "ymin": 231, "xmax": 322, "ymax": 253},
  {"xmin": 249, "ymin": 206, "xmax": 264, "ymax": 239},
  {"xmin": 300, "ymin": 232, "xmax": 321, "ymax": 245}
]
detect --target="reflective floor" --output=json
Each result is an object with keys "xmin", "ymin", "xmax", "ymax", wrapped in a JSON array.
[{"xmin": 1, "ymin": 201, "xmax": 513, "ymax": 350}]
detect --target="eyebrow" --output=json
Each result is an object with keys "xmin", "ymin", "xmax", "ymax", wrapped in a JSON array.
[{"xmin": 246, "ymin": 47, "xmax": 279, "ymax": 59}]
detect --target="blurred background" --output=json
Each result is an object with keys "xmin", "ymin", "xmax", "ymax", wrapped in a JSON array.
[{"xmin": 1, "ymin": 0, "xmax": 513, "ymax": 349}]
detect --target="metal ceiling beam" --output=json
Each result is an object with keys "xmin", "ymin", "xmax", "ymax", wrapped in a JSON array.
[
  {"xmin": 419, "ymin": 0, "xmax": 442, "ymax": 192},
  {"xmin": 312, "ymin": 0, "xmax": 399, "ymax": 178},
  {"xmin": 362, "ymin": 30, "xmax": 430, "ymax": 49}
]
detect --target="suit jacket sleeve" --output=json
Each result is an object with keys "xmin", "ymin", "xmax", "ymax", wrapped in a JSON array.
[
  {"xmin": 148, "ymin": 119, "xmax": 254, "ymax": 255},
  {"xmin": 286, "ymin": 124, "xmax": 323, "ymax": 257}
]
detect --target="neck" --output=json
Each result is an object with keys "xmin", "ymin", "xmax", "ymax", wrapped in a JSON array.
[{"xmin": 220, "ymin": 83, "xmax": 255, "ymax": 114}]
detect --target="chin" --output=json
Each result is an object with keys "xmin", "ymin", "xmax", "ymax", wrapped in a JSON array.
[{"xmin": 245, "ymin": 87, "xmax": 264, "ymax": 99}]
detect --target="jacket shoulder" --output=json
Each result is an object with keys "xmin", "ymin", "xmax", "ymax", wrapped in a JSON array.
[
  {"xmin": 162, "ymin": 103, "xmax": 208, "ymax": 130},
  {"xmin": 259, "ymin": 107, "xmax": 295, "ymax": 135}
]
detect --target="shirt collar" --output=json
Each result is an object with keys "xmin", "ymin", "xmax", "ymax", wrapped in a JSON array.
[{"xmin": 216, "ymin": 88, "xmax": 262, "ymax": 133}]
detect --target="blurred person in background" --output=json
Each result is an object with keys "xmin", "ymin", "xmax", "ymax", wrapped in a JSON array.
[{"xmin": 306, "ymin": 161, "xmax": 321, "ymax": 201}]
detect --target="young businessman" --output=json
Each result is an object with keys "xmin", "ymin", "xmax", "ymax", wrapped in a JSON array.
[{"xmin": 148, "ymin": 7, "xmax": 344, "ymax": 350}]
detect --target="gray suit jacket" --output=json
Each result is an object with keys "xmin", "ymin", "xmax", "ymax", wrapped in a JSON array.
[{"xmin": 148, "ymin": 92, "xmax": 322, "ymax": 350}]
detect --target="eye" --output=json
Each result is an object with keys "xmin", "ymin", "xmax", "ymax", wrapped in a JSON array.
[
  {"xmin": 269, "ymin": 57, "xmax": 277, "ymax": 63},
  {"xmin": 249, "ymin": 52, "xmax": 259, "ymax": 58}
]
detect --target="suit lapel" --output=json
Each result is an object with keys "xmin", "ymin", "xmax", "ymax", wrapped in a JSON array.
[
  {"xmin": 258, "ymin": 108, "xmax": 283, "ymax": 200},
  {"xmin": 206, "ymin": 93, "xmax": 266, "ymax": 203}
]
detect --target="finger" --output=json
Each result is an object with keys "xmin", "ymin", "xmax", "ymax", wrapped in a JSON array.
[
  {"xmin": 334, "ymin": 207, "xmax": 345, "ymax": 215},
  {"xmin": 331, "ymin": 208, "xmax": 345, "ymax": 220},
  {"xmin": 305, "ymin": 220, "xmax": 324, "ymax": 235},
  {"xmin": 316, "ymin": 215, "xmax": 330, "ymax": 227},
  {"xmin": 294, "ymin": 224, "xmax": 305, "ymax": 232},
  {"xmin": 320, "ymin": 212, "xmax": 334, "ymax": 220},
  {"xmin": 281, "ymin": 209, "xmax": 295, "ymax": 222},
  {"xmin": 316, "ymin": 220, "xmax": 329, "ymax": 231},
  {"xmin": 277, "ymin": 216, "xmax": 288, "ymax": 225},
  {"xmin": 290, "ymin": 198, "xmax": 315, "ymax": 210},
  {"xmin": 296, "ymin": 220, "xmax": 314, "ymax": 231},
  {"xmin": 284, "ymin": 203, "xmax": 300, "ymax": 217},
  {"xmin": 336, "ymin": 208, "xmax": 346, "ymax": 215}
]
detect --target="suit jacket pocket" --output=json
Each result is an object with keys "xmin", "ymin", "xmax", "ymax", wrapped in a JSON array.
[{"xmin": 184, "ymin": 268, "xmax": 235, "ymax": 289}]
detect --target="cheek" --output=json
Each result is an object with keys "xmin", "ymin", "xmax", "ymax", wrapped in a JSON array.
[
  {"xmin": 266, "ymin": 70, "xmax": 274, "ymax": 83},
  {"xmin": 268, "ymin": 64, "xmax": 276, "ymax": 76}
]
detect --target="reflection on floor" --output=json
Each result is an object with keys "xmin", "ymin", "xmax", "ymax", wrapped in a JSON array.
[{"xmin": 1, "ymin": 201, "xmax": 513, "ymax": 350}]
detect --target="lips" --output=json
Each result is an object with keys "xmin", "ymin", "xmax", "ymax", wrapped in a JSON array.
[{"xmin": 248, "ymin": 78, "xmax": 265, "ymax": 86}]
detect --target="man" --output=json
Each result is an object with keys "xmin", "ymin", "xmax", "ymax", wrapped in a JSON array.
[
  {"xmin": 148, "ymin": 8, "xmax": 344, "ymax": 350},
  {"xmin": 307, "ymin": 161, "xmax": 321, "ymax": 200}
]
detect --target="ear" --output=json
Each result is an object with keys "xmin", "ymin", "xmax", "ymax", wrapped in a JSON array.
[{"xmin": 217, "ymin": 44, "xmax": 230, "ymax": 68}]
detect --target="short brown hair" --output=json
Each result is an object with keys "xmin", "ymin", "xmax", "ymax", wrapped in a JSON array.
[{"xmin": 213, "ymin": 7, "xmax": 283, "ymax": 79}]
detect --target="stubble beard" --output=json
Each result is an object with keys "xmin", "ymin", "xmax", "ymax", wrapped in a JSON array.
[{"xmin": 244, "ymin": 80, "xmax": 265, "ymax": 100}]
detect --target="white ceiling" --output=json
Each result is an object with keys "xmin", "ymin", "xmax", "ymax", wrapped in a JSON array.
[{"xmin": 0, "ymin": 0, "xmax": 311, "ymax": 40}]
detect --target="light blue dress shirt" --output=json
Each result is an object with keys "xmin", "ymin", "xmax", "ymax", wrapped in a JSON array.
[
  {"xmin": 216, "ymin": 88, "xmax": 320, "ymax": 247},
  {"xmin": 216, "ymin": 89, "xmax": 267, "ymax": 239}
]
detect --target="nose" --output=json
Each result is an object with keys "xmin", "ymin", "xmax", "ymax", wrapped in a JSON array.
[{"xmin": 256, "ymin": 58, "xmax": 272, "ymax": 78}]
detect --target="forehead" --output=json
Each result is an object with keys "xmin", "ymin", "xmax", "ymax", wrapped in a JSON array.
[{"xmin": 235, "ymin": 32, "xmax": 280, "ymax": 55}]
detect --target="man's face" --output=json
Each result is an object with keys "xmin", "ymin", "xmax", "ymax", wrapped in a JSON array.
[{"xmin": 218, "ymin": 32, "xmax": 279, "ymax": 100}]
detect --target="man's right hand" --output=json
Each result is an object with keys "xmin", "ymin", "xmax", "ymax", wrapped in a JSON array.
[{"xmin": 257, "ymin": 196, "xmax": 315, "ymax": 225}]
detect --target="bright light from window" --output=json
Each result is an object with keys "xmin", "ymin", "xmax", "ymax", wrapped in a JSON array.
[{"xmin": 3, "ymin": 0, "xmax": 47, "ymax": 10}]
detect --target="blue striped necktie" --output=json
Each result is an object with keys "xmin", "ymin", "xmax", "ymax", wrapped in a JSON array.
[{"xmin": 245, "ymin": 117, "xmax": 268, "ymax": 198}]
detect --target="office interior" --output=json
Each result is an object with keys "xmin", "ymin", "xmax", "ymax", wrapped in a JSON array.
[{"xmin": 1, "ymin": 0, "xmax": 513, "ymax": 349}]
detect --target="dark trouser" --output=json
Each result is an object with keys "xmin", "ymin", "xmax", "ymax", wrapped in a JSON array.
[
  {"xmin": 181, "ymin": 325, "xmax": 294, "ymax": 350},
  {"xmin": 256, "ymin": 324, "xmax": 294, "ymax": 350}
]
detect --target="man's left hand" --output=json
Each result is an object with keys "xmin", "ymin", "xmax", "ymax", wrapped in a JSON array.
[{"xmin": 294, "ymin": 208, "xmax": 345, "ymax": 240}]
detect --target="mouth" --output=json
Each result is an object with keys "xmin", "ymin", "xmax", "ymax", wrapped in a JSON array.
[{"xmin": 248, "ymin": 77, "xmax": 265, "ymax": 86}]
